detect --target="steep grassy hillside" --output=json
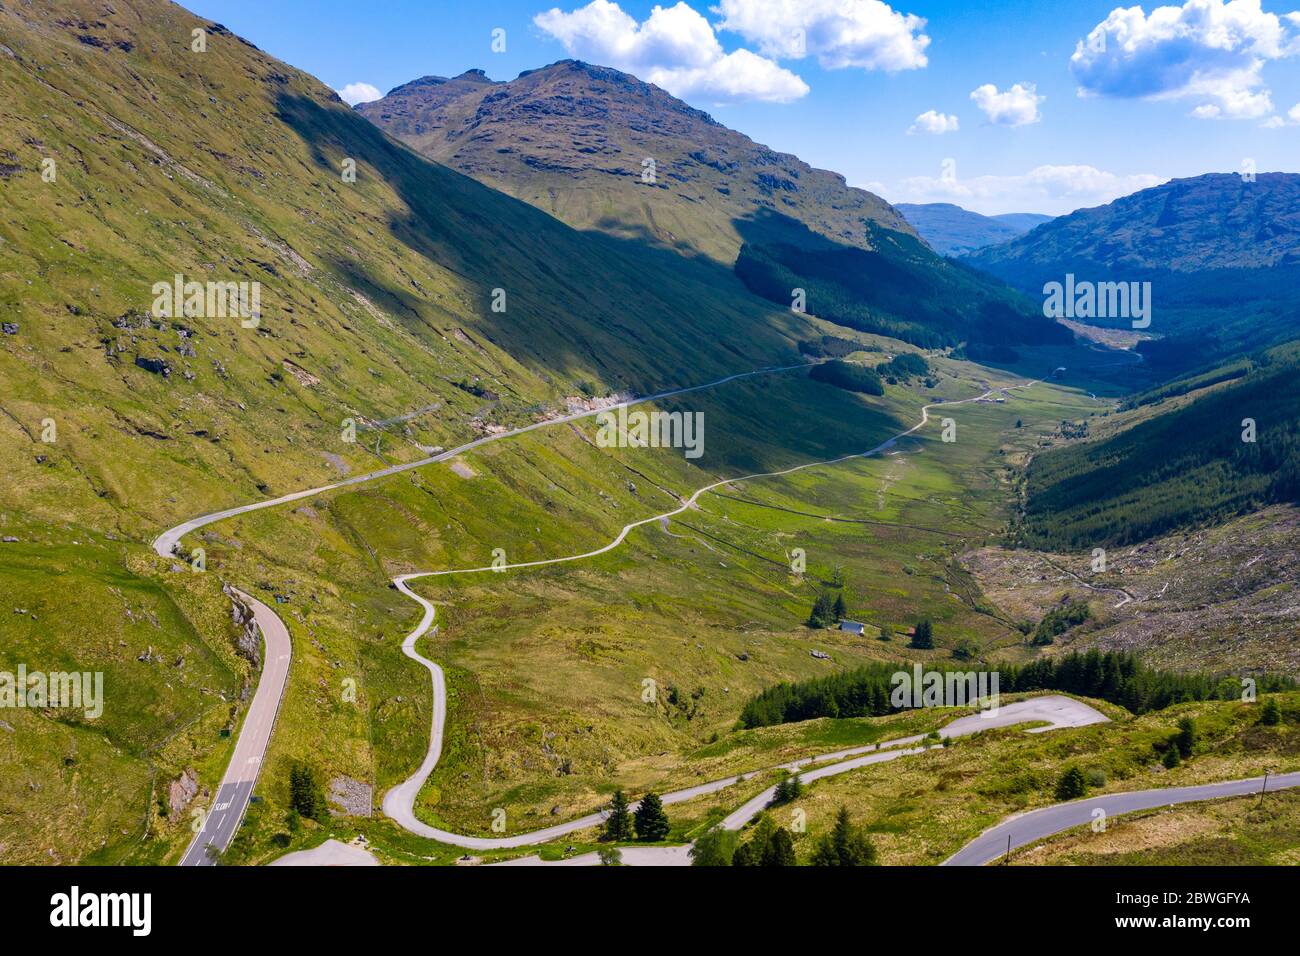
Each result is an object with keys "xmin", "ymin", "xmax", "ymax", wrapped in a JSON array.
[
  {"xmin": 360, "ymin": 61, "xmax": 1070, "ymax": 352},
  {"xmin": 0, "ymin": 1, "xmax": 816, "ymax": 540}
]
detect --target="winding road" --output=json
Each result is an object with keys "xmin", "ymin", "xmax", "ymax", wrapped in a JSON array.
[
  {"xmin": 155, "ymin": 363, "xmax": 1300, "ymax": 867},
  {"xmin": 157, "ymin": 365, "xmax": 1039, "ymax": 861},
  {"xmin": 381, "ymin": 381, "xmax": 1046, "ymax": 847}
]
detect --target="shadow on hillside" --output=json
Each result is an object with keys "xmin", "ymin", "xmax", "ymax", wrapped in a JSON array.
[
  {"xmin": 273, "ymin": 93, "xmax": 800, "ymax": 389},
  {"xmin": 272, "ymin": 92, "xmax": 929, "ymax": 474}
]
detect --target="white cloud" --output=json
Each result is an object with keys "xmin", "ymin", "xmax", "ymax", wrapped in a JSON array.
[
  {"xmin": 907, "ymin": 110, "xmax": 959, "ymax": 134},
  {"xmin": 534, "ymin": 0, "xmax": 809, "ymax": 102},
  {"xmin": 970, "ymin": 82, "xmax": 1044, "ymax": 126},
  {"xmin": 889, "ymin": 164, "xmax": 1166, "ymax": 216},
  {"xmin": 712, "ymin": 0, "xmax": 930, "ymax": 71},
  {"xmin": 1071, "ymin": 0, "xmax": 1300, "ymax": 120},
  {"xmin": 337, "ymin": 82, "xmax": 383, "ymax": 106},
  {"xmin": 1261, "ymin": 101, "xmax": 1300, "ymax": 125}
]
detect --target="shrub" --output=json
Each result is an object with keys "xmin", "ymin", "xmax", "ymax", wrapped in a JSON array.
[
  {"xmin": 597, "ymin": 846, "xmax": 622, "ymax": 866},
  {"xmin": 1055, "ymin": 766, "xmax": 1088, "ymax": 800}
]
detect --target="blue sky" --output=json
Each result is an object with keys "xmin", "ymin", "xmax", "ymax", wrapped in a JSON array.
[{"xmin": 189, "ymin": 0, "xmax": 1300, "ymax": 214}]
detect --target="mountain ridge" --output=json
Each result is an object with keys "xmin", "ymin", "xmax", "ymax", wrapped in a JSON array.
[{"xmin": 360, "ymin": 59, "xmax": 1069, "ymax": 351}]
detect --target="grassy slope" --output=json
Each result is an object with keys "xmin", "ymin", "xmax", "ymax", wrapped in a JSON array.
[
  {"xmin": 0, "ymin": 1, "xmax": 1156, "ymax": 865},
  {"xmin": 0, "ymin": 515, "xmax": 247, "ymax": 863},
  {"xmin": 1018, "ymin": 341, "xmax": 1300, "ymax": 550}
]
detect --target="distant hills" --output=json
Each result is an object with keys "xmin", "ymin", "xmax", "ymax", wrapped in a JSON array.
[
  {"xmin": 361, "ymin": 61, "xmax": 1068, "ymax": 351},
  {"xmin": 896, "ymin": 203, "xmax": 1052, "ymax": 257},
  {"xmin": 962, "ymin": 173, "xmax": 1300, "ymax": 372}
]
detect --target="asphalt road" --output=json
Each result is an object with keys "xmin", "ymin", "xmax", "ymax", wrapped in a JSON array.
[
  {"xmin": 178, "ymin": 589, "xmax": 291, "ymax": 866},
  {"xmin": 492, "ymin": 695, "xmax": 1106, "ymax": 866},
  {"xmin": 156, "ymin": 363, "xmax": 808, "ymax": 864},
  {"xmin": 943, "ymin": 771, "xmax": 1300, "ymax": 866}
]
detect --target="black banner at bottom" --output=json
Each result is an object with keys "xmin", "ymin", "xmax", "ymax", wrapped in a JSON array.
[{"xmin": 0, "ymin": 864, "xmax": 1282, "ymax": 943}]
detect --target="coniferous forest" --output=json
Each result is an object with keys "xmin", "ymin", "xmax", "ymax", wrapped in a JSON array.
[{"xmin": 737, "ymin": 650, "xmax": 1294, "ymax": 729}]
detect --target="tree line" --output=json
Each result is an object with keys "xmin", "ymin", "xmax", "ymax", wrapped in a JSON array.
[{"xmin": 737, "ymin": 648, "xmax": 1294, "ymax": 729}]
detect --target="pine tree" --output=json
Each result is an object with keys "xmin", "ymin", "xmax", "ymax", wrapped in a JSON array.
[
  {"xmin": 731, "ymin": 841, "xmax": 757, "ymax": 866},
  {"xmin": 1261, "ymin": 697, "xmax": 1282, "ymax": 725},
  {"xmin": 1055, "ymin": 766, "xmax": 1088, "ymax": 800},
  {"xmin": 604, "ymin": 789, "xmax": 633, "ymax": 842},
  {"xmin": 811, "ymin": 807, "xmax": 877, "ymax": 866},
  {"xmin": 1175, "ymin": 717, "xmax": 1198, "ymax": 758},
  {"xmin": 288, "ymin": 760, "xmax": 328, "ymax": 822},
  {"xmin": 633, "ymin": 791, "xmax": 670, "ymax": 842},
  {"xmin": 760, "ymin": 827, "xmax": 797, "ymax": 866},
  {"xmin": 910, "ymin": 619, "xmax": 934, "ymax": 649},
  {"xmin": 832, "ymin": 592, "xmax": 847, "ymax": 621},
  {"xmin": 1162, "ymin": 746, "xmax": 1181, "ymax": 769}
]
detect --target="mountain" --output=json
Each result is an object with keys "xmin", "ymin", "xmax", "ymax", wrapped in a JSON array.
[
  {"xmin": 358, "ymin": 61, "xmax": 912, "ymax": 264},
  {"xmin": 0, "ymin": 9, "xmax": 819, "ymax": 540},
  {"xmin": 993, "ymin": 212, "xmax": 1055, "ymax": 233},
  {"xmin": 896, "ymin": 203, "xmax": 1052, "ymax": 257},
  {"xmin": 963, "ymin": 173, "xmax": 1300, "ymax": 371},
  {"xmin": 360, "ymin": 62, "xmax": 1070, "ymax": 351}
]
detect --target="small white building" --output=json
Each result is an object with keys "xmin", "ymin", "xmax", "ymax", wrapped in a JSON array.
[{"xmin": 839, "ymin": 620, "xmax": 866, "ymax": 635}]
